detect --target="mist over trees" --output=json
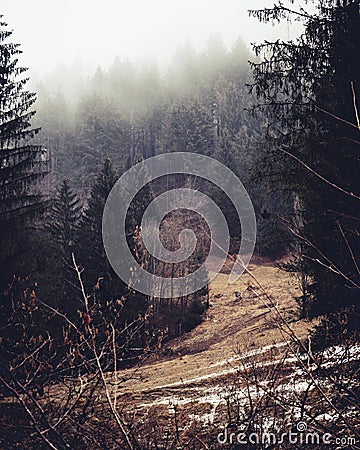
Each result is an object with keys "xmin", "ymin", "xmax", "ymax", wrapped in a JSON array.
[
  {"xmin": 33, "ymin": 35, "xmax": 285, "ymax": 254},
  {"xmin": 0, "ymin": 1, "xmax": 359, "ymax": 447},
  {"xmin": 33, "ymin": 35, "xmax": 256, "ymax": 190}
]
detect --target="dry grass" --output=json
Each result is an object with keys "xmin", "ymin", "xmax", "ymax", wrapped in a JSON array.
[
  {"xmin": 115, "ymin": 259, "xmax": 314, "ymax": 400},
  {"xmin": 10, "ymin": 259, "xmax": 356, "ymax": 449}
]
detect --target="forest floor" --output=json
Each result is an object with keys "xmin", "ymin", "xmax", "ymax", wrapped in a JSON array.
[
  {"xmin": 6, "ymin": 258, "xmax": 358, "ymax": 449},
  {"xmin": 112, "ymin": 257, "xmax": 315, "ymax": 409}
]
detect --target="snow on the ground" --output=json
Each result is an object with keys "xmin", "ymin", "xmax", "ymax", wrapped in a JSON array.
[
  {"xmin": 151, "ymin": 342, "xmax": 293, "ymax": 391},
  {"xmin": 137, "ymin": 343, "xmax": 359, "ymax": 428}
]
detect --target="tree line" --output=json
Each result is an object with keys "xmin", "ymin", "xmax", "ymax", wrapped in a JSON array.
[{"xmin": 0, "ymin": 1, "xmax": 359, "ymax": 446}]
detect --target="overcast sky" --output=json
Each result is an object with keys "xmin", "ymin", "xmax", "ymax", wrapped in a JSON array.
[{"xmin": 1, "ymin": 0, "xmax": 302, "ymax": 77}]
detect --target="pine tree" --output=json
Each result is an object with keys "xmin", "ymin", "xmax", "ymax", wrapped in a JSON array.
[
  {"xmin": 0, "ymin": 16, "xmax": 52, "ymax": 401},
  {"xmin": 77, "ymin": 158, "xmax": 124, "ymax": 299},
  {"xmin": 250, "ymin": 1, "xmax": 360, "ymax": 343},
  {"xmin": 77, "ymin": 158, "xmax": 148, "ymax": 353},
  {"xmin": 125, "ymin": 155, "xmax": 154, "ymax": 246},
  {"xmin": 160, "ymin": 96, "xmax": 215, "ymax": 156},
  {"xmin": 33, "ymin": 88, "xmax": 73, "ymax": 182},
  {"xmin": 0, "ymin": 17, "xmax": 48, "ymax": 291},
  {"xmin": 47, "ymin": 179, "xmax": 81, "ymax": 253},
  {"xmin": 73, "ymin": 94, "xmax": 132, "ymax": 190},
  {"xmin": 44, "ymin": 179, "xmax": 82, "ymax": 312}
]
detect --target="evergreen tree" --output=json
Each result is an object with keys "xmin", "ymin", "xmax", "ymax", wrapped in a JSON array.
[
  {"xmin": 126, "ymin": 155, "xmax": 154, "ymax": 245},
  {"xmin": 230, "ymin": 37, "xmax": 251, "ymax": 77},
  {"xmin": 0, "ymin": 17, "xmax": 47, "ymax": 292},
  {"xmin": 33, "ymin": 87, "xmax": 73, "ymax": 183},
  {"xmin": 203, "ymin": 33, "xmax": 228, "ymax": 78},
  {"xmin": 108, "ymin": 56, "xmax": 137, "ymax": 111},
  {"xmin": 167, "ymin": 42, "xmax": 201, "ymax": 93},
  {"xmin": 78, "ymin": 158, "xmax": 118, "ymax": 292},
  {"xmin": 159, "ymin": 96, "xmax": 215, "ymax": 156},
  {"xmin": 0, "ymin": 16, "xmax": 52, "ymax": 401},
  {"xmin": 73, "ymin": 94, "xmax": 132, "ymax": 190},
  {"xmin": 47, "ymin": 179, "xmax": 81, "ymax": 255},
  {"xmin": 250, "ymin": 0, "xmax": 360, "ymax": 343},
  {"xmin": 44, "ymin": 179, "xmax": 82, "ymax": 313},
  {"xmin": 78, "ymin": 158, "xmax": 149, "ymax": 354}
]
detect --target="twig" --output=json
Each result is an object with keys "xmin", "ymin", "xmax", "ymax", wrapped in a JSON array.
[
  {"xmin": 72, "ymin": 253, "xmax": 89, "ymax": 312},
  {"xmin": 11, "ymin": 335, "xmax": 51, "ymax": 371},
  {"xmin": 0, "ymin": 373, "xmax": 71, "ymax": 449},
  {"xmin": 315, "ymin": 105, "xmax": 360, "ymax": 130},
  {"xmin": 337, "ymin": 220, "xmax": 360, "ymax": 275},
  {"xmin": 279, "ymin": 147, "xmax": 360, "ymax": 200},
  {"xmin": 71, "ymin": 254, "xmax": 135, "ymax": 450},
  {"xmin": 351, "ymin": 81, "xmax": 360, "ymax": 131},
  {"xmin": 111, "ymin": 322, "xmax": 118, "ymax": 410}
]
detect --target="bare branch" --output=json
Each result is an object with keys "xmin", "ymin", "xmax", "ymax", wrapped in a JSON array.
[
  {"xmin": 71, "ymin": 254, "xmax": 135, "ymax": 450},
  {"xmin": 337, "ymin": 220, "xmax": 360, "ymax": 276},
  {"xmin": 351, "ymin": 81, "xmax": 360, "ymax": 131},
  {"xmin": 279, "ymin": 147, "xmax": 360, "ymax": 200}
]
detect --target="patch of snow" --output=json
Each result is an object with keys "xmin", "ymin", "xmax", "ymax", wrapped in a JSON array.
[
  {"xmin": 138, "ymin": 342, "xmax": 359, "ymax": 432},
  {"xmin": 209, "ymin": 342, "xmax": 288, "ymax": 369}
]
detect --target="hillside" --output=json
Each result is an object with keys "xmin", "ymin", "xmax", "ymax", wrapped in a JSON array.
[
  {"xmin": 4, "ymin": 260, "xmax": 358, "ymax": 450},
  {"xmin": 114, "ymin": 259, "xmax": 313, "ymax": 401},
  {"xmin": 104, "ymin": 261, "xmax": 358, "ymax": 449}
]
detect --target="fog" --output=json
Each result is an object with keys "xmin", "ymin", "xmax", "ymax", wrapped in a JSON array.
[{"xmin": 2, "ymin": 0, "xmax": 302, "ymax": 78}]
